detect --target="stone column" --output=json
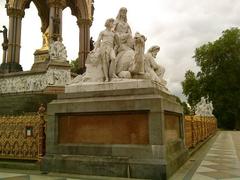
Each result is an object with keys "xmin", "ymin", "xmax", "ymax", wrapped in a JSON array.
[
  {"xmin": 2, "ymin": 50, "xmax": 7, "ymax": 63},
  {"xmin": 6, "ymin": 8, "xmax": 24, "ymax": 66},
  {"xmin": 47, "ymin": 0, "xmax": 66, "ymax": 42},
  {"xmin": 77, "ymin": 19, "xmax": 91, "ymax": 73}
]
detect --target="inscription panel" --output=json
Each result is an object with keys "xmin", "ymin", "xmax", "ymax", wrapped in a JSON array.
[
  {"xmin": 165, "ymin": 112, "xmax": 181, "ymax": 142},
  {"xmin": 58, "ymin": 111, "xmax": 149, "ymax": 144}
]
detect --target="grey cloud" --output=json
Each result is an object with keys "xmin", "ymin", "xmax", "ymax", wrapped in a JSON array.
[{"xmin": 146, "ymin": 0, "xmax": 240, "ymax": 101}]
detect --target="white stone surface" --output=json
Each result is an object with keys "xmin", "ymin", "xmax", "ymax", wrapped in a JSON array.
[
  {"xmin": 144, "ymin": 46, "xmax": 167, "ymax": 85},
  {"xmin": 70, "ymin": 7, "xmax": 167, "ymax": 88},
  {"xmin": 66, "ymin": 79, "xmax": 169, "ymax": 94},
  {"xmin": 195, "ymin": 97, "xmax": 214, "ymax": 116},
  {"xmin": 0, "ymin": 69, "xmax": 71, "ymax": 94},
  {"xmin": 49, "ymin": 40, "xmax": 67, "ymax": 62}
]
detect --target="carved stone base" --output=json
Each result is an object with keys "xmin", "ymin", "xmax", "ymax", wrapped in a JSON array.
[
  {"xmin": 31, "ymin": 49, "xmax": 50, "ymax": 71},
  {"xmin": 47, "ymin": 60, "xmax": 71, "ymax": 70},
  {"xmin": 41, "ymin": 80, "xmax": 188, "ymax": 179},
  {"xmin": 34, "ymin": 49, "xmax": 49, "ymax": 63},
  {"xmin": 0, "ymin": 69, "xmax": 71, "ymax": 94},
  {"xmin": 31, "ymin": 49, "xmax": 71, "ymax": 72}
]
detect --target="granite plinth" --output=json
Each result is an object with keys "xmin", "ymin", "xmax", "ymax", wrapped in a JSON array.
[{"xmin": 41, "ymin": 80, "xmax": 188, "ymax": 180}]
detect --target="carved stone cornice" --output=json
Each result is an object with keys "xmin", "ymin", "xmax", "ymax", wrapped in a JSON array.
[
  {"xmin": 47, "ymin": 0, "xmax": 67, "ymax": 8},
  {"xmin": 7, "ymin": 8, "xmax": 25, "ymax": 18},
  {"xmin": 77, "ymin": 18, "xmax": 92, "ymax": 27}
]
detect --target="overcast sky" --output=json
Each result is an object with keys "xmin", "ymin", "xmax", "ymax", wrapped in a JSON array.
[{"xmin": 0, "ymin": 0, "xmax": 240, "ymax": 100}]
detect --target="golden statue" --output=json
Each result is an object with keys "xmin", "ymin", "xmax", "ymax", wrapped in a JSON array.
[{"xmin": 40, "ymin": 27, "xmax": 50, "ymax": 50}]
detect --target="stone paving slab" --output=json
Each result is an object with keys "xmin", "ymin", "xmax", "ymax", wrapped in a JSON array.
[
  {"xmin": 170, "ymin": 131, "xmax": 240, "ymax": 180},
  {"xmin": 191, "ymin": 131, "xmax": 240, "ymax": 180}
]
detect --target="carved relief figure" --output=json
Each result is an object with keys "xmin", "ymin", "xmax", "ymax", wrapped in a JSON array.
[
  {"xmin": 49, "ymin": 40, "xmax": 67, "ymax": 61},
  {"xmin": 0, "ymin": 69, "xmax": 71, "ymax": 94},
  {"xmin": 144, "ymin": 46, "xmax": 166, "ymax": 85}
]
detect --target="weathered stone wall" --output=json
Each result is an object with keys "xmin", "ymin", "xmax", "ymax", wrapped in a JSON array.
[{"xmin": 0, "ymin": 93, "xmax": 57, "ymax": 115}]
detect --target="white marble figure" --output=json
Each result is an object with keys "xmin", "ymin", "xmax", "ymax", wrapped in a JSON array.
[
  {"xmin": 49, "ymin": 40, "xmax": 67, "ymax": 61},
  {"xmin": 144, "ymin": 46, "xmax": 166, "ymax": 85},
  {"xmin": 113, "ymin": 7, "xmax": 133, "ymax": 53},
  {"xmin": 70, "ymin": 48, "xmax": 104, "ymax": 83},
  {"xmin": 70, "ymin": 32, "xmax": 147, "ymax": 84},
  {"xmin": 195, "ymin": 97, "xmax": 206, "ymax": 116},
  {"xmin": 94, "ymin": 18, "xmax": 117, "ymax": 81},
  {"xmin": 70, "ymin": 7, "xmax": 167, "ymax": 86},
  {"xmin": 206, "ymin": 101, "xmax": 214, "ymax": 116},
  {"xmin": 195, "ymin": 97, "xmax": 214, "ymax": 116},
  {"xmin": 128, "ymin": 32, "xmax": 146, "ymax": 75}
]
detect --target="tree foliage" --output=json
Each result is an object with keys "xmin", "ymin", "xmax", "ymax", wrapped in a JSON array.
[
  {"xmin": 70, "ymin": 58, "xmax": 81, "ymax": 74},
  {"xmin": 182, "ymin": 70, "xmax": 201, "ymax": 110},
  {"xmin": 182, "ymin": 28, "xmax": 240, "ymax": 129},
  {"xmin": 175, "ymin": 96, "xmax": 191, "ymax": 115}
]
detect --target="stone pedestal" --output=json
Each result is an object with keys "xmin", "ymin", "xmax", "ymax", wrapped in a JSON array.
[
  {"xmin": 31, "ymin": 49, "xmax": 50, "ymax": 71},
  {"xmin": 31, "ymin": 49, "xmax": 71, "ymax": 72},
  {"xmin": 41, "ymin": 80, "xmax": 188, "ymax": 180}
]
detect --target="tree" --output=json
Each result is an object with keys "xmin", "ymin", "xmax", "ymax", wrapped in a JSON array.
[
  {"xmin": 70, "ymin": 58, "xmax": 81, "ymax": 74},
  {"xmin": 182, "ymin": 70, "xmax": 202, "ymax": 111},
  {"xmin": 182, "ymin": 28, "xmax": 240, "ymax": 129},
  {"xmin": 175, "ymin": 96, "xmax": 191, "ymax": 115}
]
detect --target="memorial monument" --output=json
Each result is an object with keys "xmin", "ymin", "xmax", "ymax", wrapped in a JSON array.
[
  {"xmin": 41, "ymin": 7, "xmax": 188, "ymax": 180},
  {"xmin": 0, "ymin": 0, "xmax": 93, "ymax": 114}
]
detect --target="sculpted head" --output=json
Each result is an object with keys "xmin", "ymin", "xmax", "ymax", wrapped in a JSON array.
[
  {"xmin": 134, "ymin": 32, "xmax": 146, "ymax": 45},
  {"xmin": 148, "ymin": 46, "xmax": 160, "ymax": 58},
  {"xmin": 116, "ymin": 7, "xmax": 128, "ymax": 22},
  {"xmin": 105, "ymin": 18, "xmax": 114, "ymax": 29}
]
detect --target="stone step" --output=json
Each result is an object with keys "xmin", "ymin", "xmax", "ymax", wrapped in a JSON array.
[
  {"xmin": 0, "ymin": 175, "xmax": 29, "ymax": 180},
  {"xmin": 0, "ymin": 160, "xmax": 39, "ymax": 171},
  {"xmin": 0, "ymin": 175, "xmax": 65, "ymax": 180},
  {"xmin": 29, "ymin": 175, "xmax": 65, "ymax": 180}
]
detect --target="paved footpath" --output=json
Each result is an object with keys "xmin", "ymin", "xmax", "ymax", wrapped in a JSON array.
[
  {"xmin": 171, "ymin": 131, "xmax": 240, "ymax": 180},
  {"xmin": 0, "ymin": 131, "xmax": 239, "ymax": 180}
]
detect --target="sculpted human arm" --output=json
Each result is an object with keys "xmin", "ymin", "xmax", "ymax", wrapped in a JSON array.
[
  {"xmin": 94, "ymin": 31, "xmax": 103, "ymax": 49},
  {"xmin": 126, "ymin": 23, "xmax": 132, "ymax": 35},
  {"xmin": 149, "ymin": 56, "xmax": 160, "ymax": 70}
]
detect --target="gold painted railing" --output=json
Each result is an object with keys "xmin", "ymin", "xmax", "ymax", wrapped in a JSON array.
[
  {"xmin": 184, "ymin": 115, "xmax": 217, "ymax": 149},
  {"xmin": 0, "ymin": 114, "xmax": 45, "ymax": 160}
]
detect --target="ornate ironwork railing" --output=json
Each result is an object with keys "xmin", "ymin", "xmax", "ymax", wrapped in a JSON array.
[
  {"xmin": 0, "ymin": 114, "xmax": 45, "ymax": 160},
  {"xmin": 184, "ymin": 115, "xmax": 217, "ymax": 149}
]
